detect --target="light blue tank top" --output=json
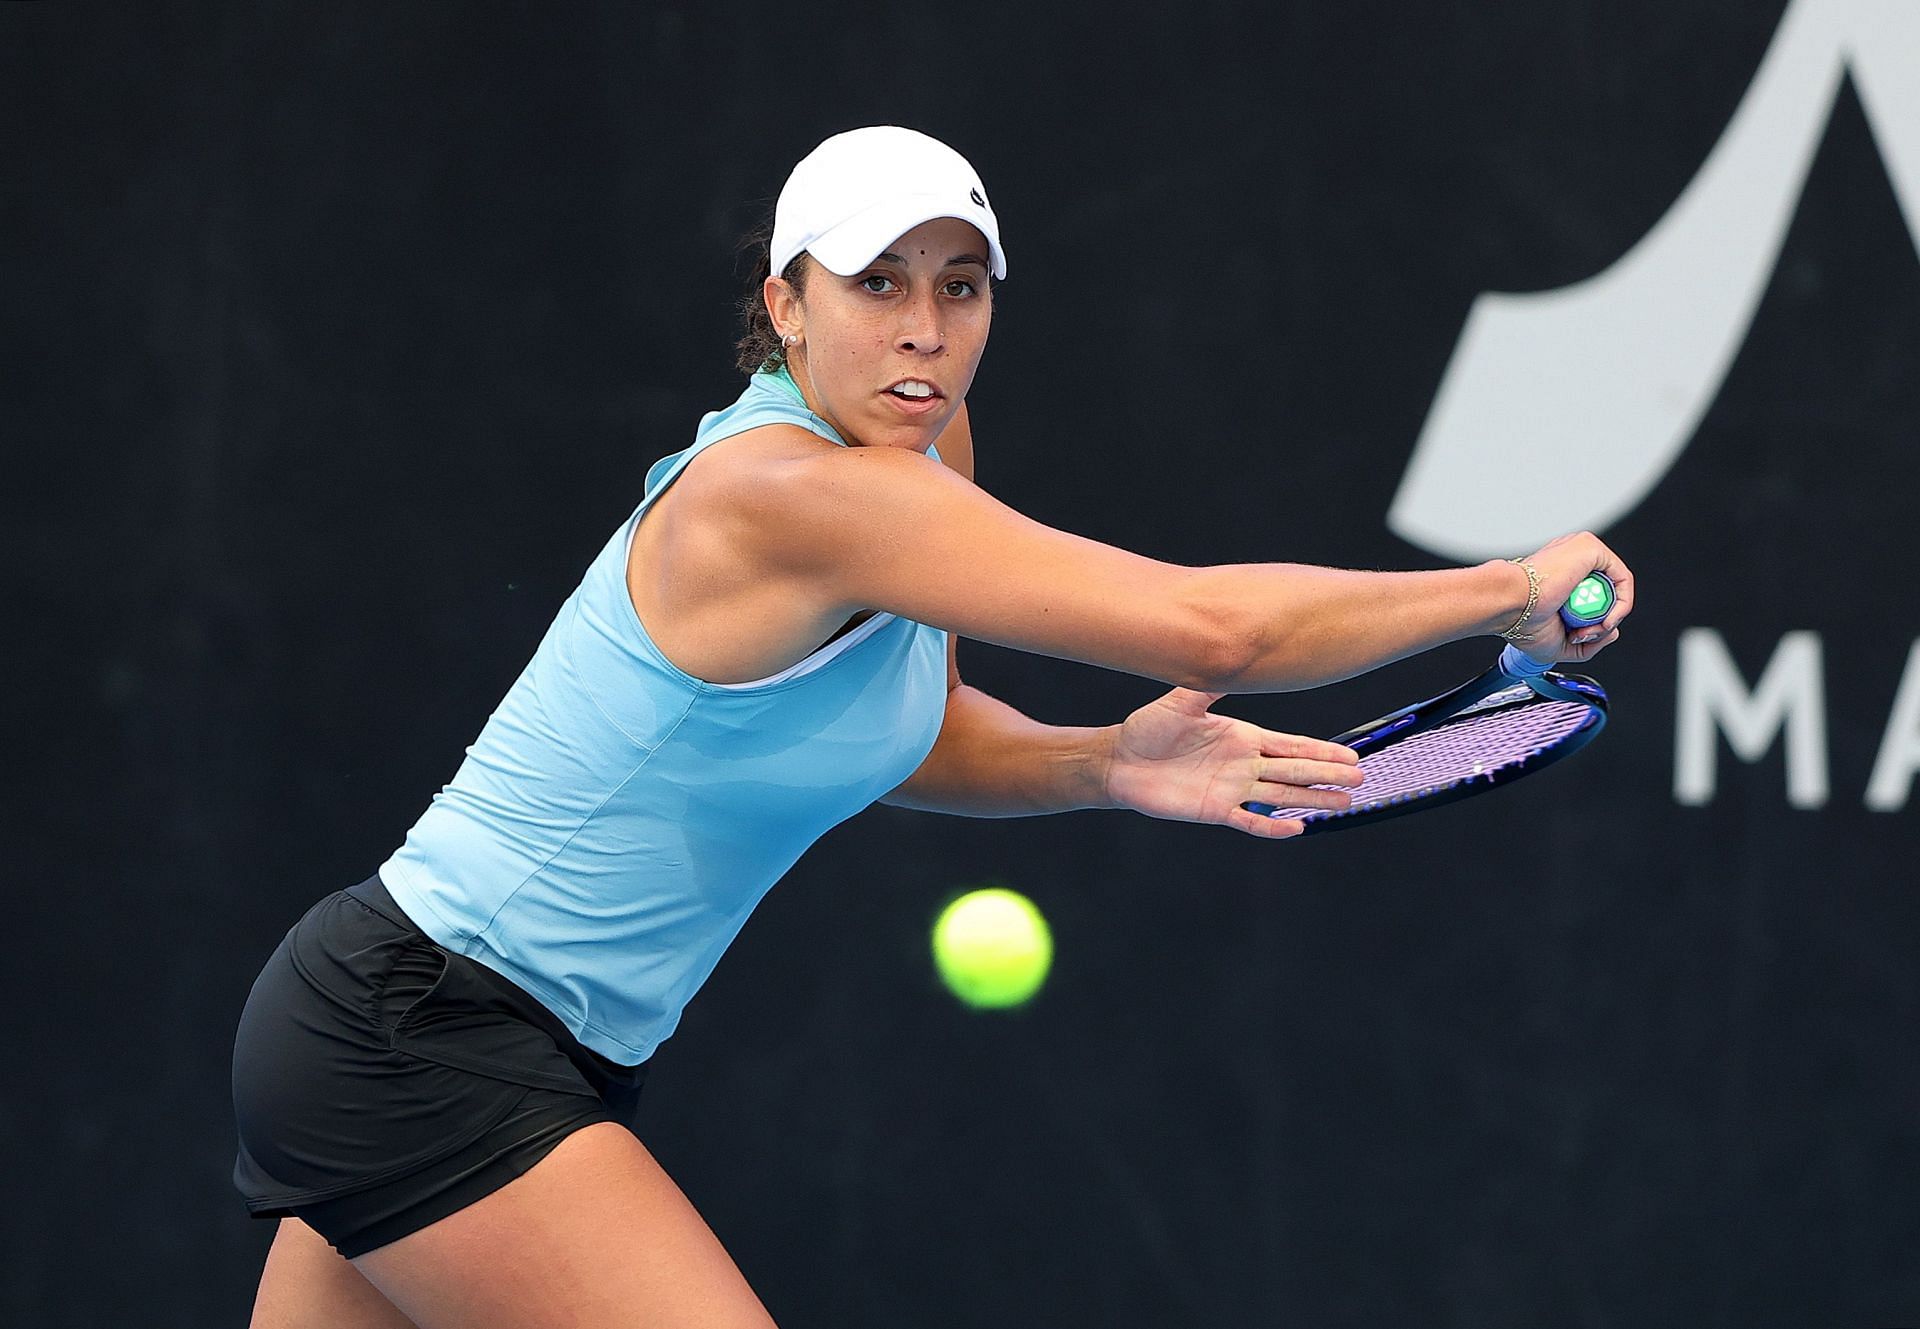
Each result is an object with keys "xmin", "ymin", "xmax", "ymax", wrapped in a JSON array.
[{"xmin": 378, "ymin": 365, "xmax": 949, "ymax": 1064}]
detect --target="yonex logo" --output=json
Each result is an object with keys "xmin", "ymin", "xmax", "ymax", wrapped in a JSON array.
[{"xmin": 1569, "ymin": 579, "xmax": 1611, "ymax": 617}]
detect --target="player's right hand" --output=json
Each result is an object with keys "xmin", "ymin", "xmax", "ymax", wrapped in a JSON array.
[{"xmin": 1512, "ymin": 531, "xmax": 1634, "ymax": 665}]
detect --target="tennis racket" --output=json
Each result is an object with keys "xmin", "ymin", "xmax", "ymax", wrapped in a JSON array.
[{"xmin": 1241, "ymin": 572, "xmax": 1616, "ymax": 833}]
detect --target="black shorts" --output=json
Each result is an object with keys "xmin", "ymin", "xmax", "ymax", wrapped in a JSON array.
[{"xmin": 231, "ymin": 872, "xmax": 649, "ymax": 1259}]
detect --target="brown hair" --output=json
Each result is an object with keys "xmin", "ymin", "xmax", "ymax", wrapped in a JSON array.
[{"xmin": 733, "ymin": 211, "xmax": 812, "ymax": 377}]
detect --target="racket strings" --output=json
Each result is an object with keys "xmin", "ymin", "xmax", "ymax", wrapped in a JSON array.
[{"xmin": 1269, "ymin": 698, "xmax": 1599, "ymax": 821}]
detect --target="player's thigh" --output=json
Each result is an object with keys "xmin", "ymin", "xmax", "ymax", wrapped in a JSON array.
[
  {"xmin": 250, "ymin": 1217, "xmax": 420, "ymax": 1329},
  {"xmin": 351, "ymin": 1121, "xmax": 777, "ymax": 1329}
]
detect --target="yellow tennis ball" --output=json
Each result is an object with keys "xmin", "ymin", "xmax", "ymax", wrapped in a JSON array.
[{"xmin": 931, "ymin": 887, "xmax": 1052, "ymax": 1009}]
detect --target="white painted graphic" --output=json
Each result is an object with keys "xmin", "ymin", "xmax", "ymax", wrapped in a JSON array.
[
  {"xmin": 1675, "ymin": 629, "xmax": 1828, "ymax": 809},
  {"xmin": 1866, "ymin": 640, "xmax": 1920, "ymax": 810},
  {"xmin": 1390, "ymin": 0, "xmax": 1920, "ymax": 560},
  {"xmin": 1674, "ymin": 629, "xmax": 1920, "ymax": 811}
]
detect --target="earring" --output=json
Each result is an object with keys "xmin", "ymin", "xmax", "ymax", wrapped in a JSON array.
[{"xmin": 782, "ymin": 333, "xmax": 799, "ymax": 348}]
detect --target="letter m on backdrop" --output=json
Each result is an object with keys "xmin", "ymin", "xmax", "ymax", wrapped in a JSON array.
[{"xmin": 1389, "ymin": 0, "xmax": 1920, "ymax": 560}]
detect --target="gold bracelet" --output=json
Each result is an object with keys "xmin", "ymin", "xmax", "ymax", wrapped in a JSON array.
[{"xmin": 1499, "ymin": 557, "xmax": 1539, "ymax": 641}]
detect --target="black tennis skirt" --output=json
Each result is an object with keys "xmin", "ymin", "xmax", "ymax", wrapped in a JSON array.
[{"xmin": 231, "ymin": 872, "xmax": 649, "ymax": 1258}]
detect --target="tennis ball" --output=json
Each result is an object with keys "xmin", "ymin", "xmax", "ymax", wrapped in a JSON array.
[{"xmin": 931, "ymin": 887, "xmax": 1052, "ymax": 1009}]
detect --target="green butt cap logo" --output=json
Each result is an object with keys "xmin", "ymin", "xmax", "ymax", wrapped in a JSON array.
[{"xmin": 1567, "ymin": 574, "xmax": 1614, "ymax": 623}]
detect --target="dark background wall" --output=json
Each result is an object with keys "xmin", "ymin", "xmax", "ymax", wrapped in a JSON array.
[{"xmin": 7, "ymin": 2, "xmax": 1917, "ymax": 1324}]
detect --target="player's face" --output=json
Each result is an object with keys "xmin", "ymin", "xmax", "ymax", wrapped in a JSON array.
[{"xmin": 766, "ymin": 216, "xmax": 992, "ymax": 452}]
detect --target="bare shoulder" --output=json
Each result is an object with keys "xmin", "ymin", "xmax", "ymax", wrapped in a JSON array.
[
  {"xmin": 712, "ymin": 403, "xmax": 1229, "ymax": 690},
  {"xmin": 689, "ymin": 399, "xmax": 970, "ymax": 511},
  {"xmin": 659, "ymin": 422, "xmax": 839, "ymax": 534},
  {"xmin": 683, "ymin": 421, "xmax": 835, "ymax": 479}
]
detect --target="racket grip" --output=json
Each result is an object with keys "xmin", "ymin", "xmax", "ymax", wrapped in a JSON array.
[{"xmin": 1501, "ymin": 572, "xmax": 1615, "ymax": 678}]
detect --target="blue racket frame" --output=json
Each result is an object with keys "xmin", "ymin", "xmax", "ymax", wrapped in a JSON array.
[{"xmin": 1243, "ymin": 653, "xmax": 1610, "ymax": 834}]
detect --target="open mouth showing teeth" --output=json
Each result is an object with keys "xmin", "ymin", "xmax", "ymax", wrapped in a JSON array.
[{"xmin": 889, "ymin": 383, "xmax": 937, "ymax": 400}]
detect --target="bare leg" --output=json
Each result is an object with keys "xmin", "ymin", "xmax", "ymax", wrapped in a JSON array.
[
  {"xmin": 250, "ymin": 1217, "xmax": 421, "ymax": 1328},
  {"xmin": 351, "ymin": 1122, "xmax": 778, "ymax": 1329}
]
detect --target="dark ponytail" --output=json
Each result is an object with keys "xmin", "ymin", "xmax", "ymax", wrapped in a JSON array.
[{"xmin": 733, "ymin": 209, "xmax": 812, "ymax": 377}]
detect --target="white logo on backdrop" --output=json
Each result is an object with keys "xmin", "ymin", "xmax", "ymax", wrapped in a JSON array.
[{"xmin": 1388, "ymin": 0, "xmax": 1920, "ymax": 561}]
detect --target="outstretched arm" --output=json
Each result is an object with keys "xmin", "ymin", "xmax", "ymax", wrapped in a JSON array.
[{"xmin": 722, "ymin": 414, "xmax": 1630, "ymax": 695}]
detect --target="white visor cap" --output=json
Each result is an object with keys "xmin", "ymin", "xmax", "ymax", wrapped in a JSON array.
[{"xmin": 769, "ymin": 126, "xmax": 1007, "ymax": 282}]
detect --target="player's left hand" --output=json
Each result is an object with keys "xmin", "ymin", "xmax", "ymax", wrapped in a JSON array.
[{"xmin": 1099, "ymin": 687, "xmax": 1362, "ymax": 839}]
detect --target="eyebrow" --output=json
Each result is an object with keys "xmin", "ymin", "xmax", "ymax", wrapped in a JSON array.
[{"xmin": 875, "ymin": 251, "xmax": 990, "ymax": 270}]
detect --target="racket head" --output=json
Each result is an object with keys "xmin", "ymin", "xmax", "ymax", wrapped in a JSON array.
[{"xmin": 1259, "ymin": 668, "xmax": 1609, "ymax": 834}]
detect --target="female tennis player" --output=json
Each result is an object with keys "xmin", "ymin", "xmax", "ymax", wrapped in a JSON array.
[{"xmin": 232, "ymin": 125, "xmax": 1633, "ymax": 1327}]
